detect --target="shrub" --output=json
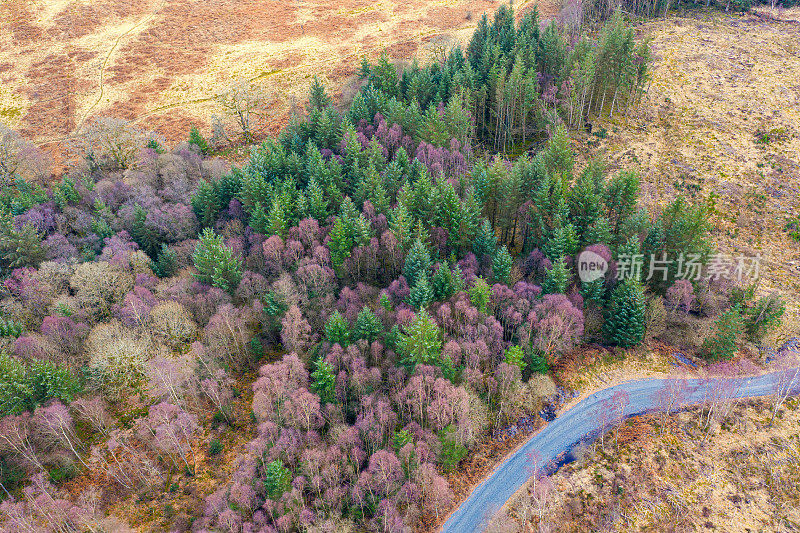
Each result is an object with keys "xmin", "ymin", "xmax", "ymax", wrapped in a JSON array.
[
  {"xmin": 193, "ymin": 228, "xmax": 243, "ymax": 293},
  {"xmin": 644, "ymin": 296, "xmax": 667, "ymax": 340},
  {"xmin": 604, "ymin": 279, "xmax": 646, "ymax": 347},
  {"xmin": 189, "ymin": 126, "xmax": 210, "ymax": 155},
  {"xmin": 665, "ymin": 279, "xmax": 695, "ymax": 314},
  {"xmin": 701, "ymin": 306, "xmax": 743, "ymax": 361},
  {"xmin": 439, "ymin": 425, "xmax": 467, "ymax": 472},
  {"xmin": 209, "ymin": 438, "xmax": 223, "ymax": 456},
  {"xmin": 0, "ymin": 317, "xmax": 23, "ymax": 338}
]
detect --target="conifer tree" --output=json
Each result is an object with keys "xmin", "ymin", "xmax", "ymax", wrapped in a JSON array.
[
  {"xmin": 398, "ymin": 309, "xmax": 442, "ymax": 368},
  {"xmin": 469, "ymin": 277, "xmax": 491, "ymax": 314},
  {"xmin": 407, "ymin": 273, "xmax": 434, "ymax": 310},
  {"xmin": 328, "ymin": 197, "xmax": 372, "ymax": 271},
  {"xmin": 473, "ymin": 219, "xmax": 497, "ymax": 257},
  {"xmin": 542, "ymin": 257, "xmax": 570, "ymax": 295},
  {"xmin": 266, "ymin": 198, "xmax": 288, "ymax": 238},
  {"xmin": 493, "ymin": 245, "xmax": 512, "ymax": 285},
  {"xmin": 191, "ymin": 179, "xmax": 221, "ymax": 228},
  {"xmin": 432, "ymin": 264, "xmax": 455, "ymax": 301},
  {"xmin": 390, "ymin": 200, "xmax": 414, "ymax": 252},
  {"xmin": 353, "ymin": 306, "xmax": 383, "ymax": 342},
  {"xmin": 307, "ymin": 76, "xmax": 332, "ymax": 112},
  {"xmin": 248, "ymin": 201, "xmax": 271, "ymax": 235},
  {"xmin": 129, "ymin": 204, "xmax": 162, "ymax": 260},
  {"xmin": 264, "ymin": 460, "xmax": 292, "ymax": 499},
  {"xmin": 311, "ymin": 357, "xmax": 336, "ymax": 404},
  {"xmin": 403, "ymin": 238, "xmax": 432, "ymax": 288},
  {"xmin": 604, "ymin": 279, "xmax": 646, "ymax": 347},
  {"xmin": 304, "ymin": 177, "xmax": 329, "ymax": 222},
  {"xmin": 701, "ymin": 306, "xmax": 743, "ymax": 361},
  {"xmin": 151, "ymin": 244, "xmax": 177, "ymax": 279},
  {"xmin": 325, "ymin": 310, "xmax": 350, "ymax": 347},
  {"xmin": 504, "ymin": 345, "xmax": 526, "ymax": 374},
  {"xmin": 192, "ymin": 228, "xmax": 242, "ymax": 294}
]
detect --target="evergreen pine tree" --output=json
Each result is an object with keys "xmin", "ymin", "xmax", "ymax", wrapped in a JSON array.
[
  {"xmin": 264, "ymin": 460, "xmax": 292, "ymax": 500},
  {"xmin": 493, "ymin": 245, "xmax": 512, "ymax": 285},
  {"xmin": 473, "ymin": 219, "xmax": 497, "ymax": 257},
  {"xmin": 353, "ymin": 306, "xmax": 383, "ymax": 342},
  {"xmin": 604, "ymin": 279, "xmax": 646, "ymax": 347},
  {"xmin": 266, "ymin": 198, "xmax": 288, "ymax": 238},
  {"xmin": 584, "ymin": 216, "xmax": 613, "ymax": 247},
  {"xmin": 468, "ymin": 277, "xmax": 491, "ymax": 314},
  {"xmin": 192, "ymin": 228, "xmax": 243, "ymax": 293},
  {"xmin": 403, "ymin": 238, "xmax": 431, "ymax": 287},
  {"xmin": 248, "ymin": 201, "xmax": 270, "ymax": 234},
  {"xmin": 701, "ymin": 306, "xmax": 744, "ymax": 361},
  {"xmin": 324, "ymin": 311, "xmax": 350, "ymax": 347},
  {"xmin": 151, "ymin": 244, "xmax": 177, "ymax": 279},
  {"xmin": 432, "ymin": 263, "xmax": 455, "ymax": 301},
  {"xmin": 398, "ymin": 309, "xmax": 442, "ymax": 368},
  {"xmin": 130, "ymin": 204, "xmax": 162, "ymax": 260},
  {"xmin": 191, "ymin": 179, "xmax": 221, "ymax": 228},
  {"xmin": 451, "ymin": 263, "xmax": 465, "ymax": 294},
  {"xmin": 307, "ymin": 76, "xmax": 332, "ymax": 112},
  {"xmin": 305, "ymin": 177, "xmax": 329, "ymax": 222},
  {"xmin": 311, "ymin": 357, "xmax": 336, "ymax": 404},
  {"xmin": 407, "ymin": 273, "xmax": 434, "ymax": 310},
  {"xmin": 504, "ymin": 345, "xmax": 526, "ymax": 374},
  {"xmin": 542, "ymin": 257, "xmax": 570, "ymax": 294}
]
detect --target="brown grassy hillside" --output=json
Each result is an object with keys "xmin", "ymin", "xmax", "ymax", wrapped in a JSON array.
[
  {"xmin": 581, "ymin": 9, "xmax": 800, "ymax": 341},
  {"xmin": 0, "ymin": 0, "xmax": 558, "ymax": 148}
]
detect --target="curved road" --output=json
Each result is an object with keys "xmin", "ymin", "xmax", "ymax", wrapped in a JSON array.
[{"xmin": 441, "ymin": 368, "xmax": 800, "ymax": 533}]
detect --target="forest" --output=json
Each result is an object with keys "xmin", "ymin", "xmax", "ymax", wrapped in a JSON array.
[{"xmin": 0, "ymin": 5, "xmax": 788, "ymax": 533}]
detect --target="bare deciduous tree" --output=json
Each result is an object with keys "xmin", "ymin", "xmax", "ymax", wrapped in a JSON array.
[
  {"xmin": 653, "ymin": 375, "xmax": 690, "ymax": 434},
  {"xmin": 72, "ymin": 117, "xmax": 148, "ymax": 171},
  {"xmin": 217, "ymin": 81, "xmax": 267, "ymax": 143},
  {"xmin": 0, "ymin": 124, "xmax": 50, "ymax": 184},
  {"xmin": 770, "ymin": 352, "xmax": 800, "ymax": 425}
]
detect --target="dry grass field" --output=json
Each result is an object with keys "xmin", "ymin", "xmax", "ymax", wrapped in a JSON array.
[
  {"xmin": 504, "ymin": 397, "xmax": 800, "ymax": 532},
  {"xmin": 581, "ymin": 8, "xmax": 800, "ymax": 340},
  {"xmin": 0, "ymin": 0, "xmax": 558, "ymax": 148}
]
